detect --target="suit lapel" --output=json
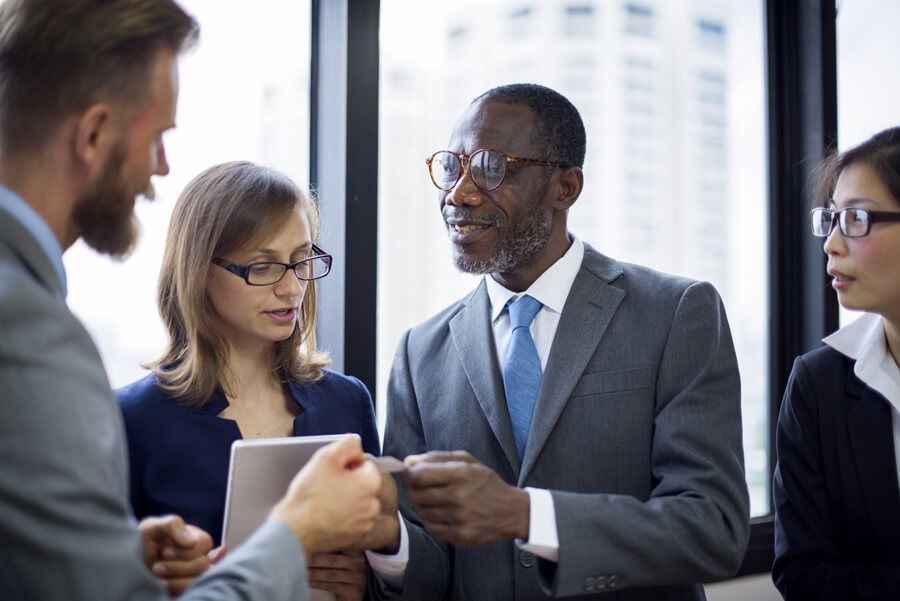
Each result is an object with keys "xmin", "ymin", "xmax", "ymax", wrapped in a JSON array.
[
  {"xmin": 845, "ymin": 366, "xmax": 900, "ymax": 557},
  {"xmin": 519, "ymin": 246, "xmax": 626, "ymax": 483},
  {"xmin": 0, "ymin": 204, "xmax": 63, "ymax": 299},
  {"xmin": 449, "ymin": 281, "xmax": 521, "ymax": 472}
]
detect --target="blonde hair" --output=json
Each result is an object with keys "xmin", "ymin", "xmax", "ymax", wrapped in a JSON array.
[{"xmin": 149, "ymin": 161, "xmax": 330, "ymax": 406}]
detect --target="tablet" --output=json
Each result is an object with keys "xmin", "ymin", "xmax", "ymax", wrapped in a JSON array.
[{"xmin": 221, "ymin": 433, "xmax": 356, "ymax": 550}]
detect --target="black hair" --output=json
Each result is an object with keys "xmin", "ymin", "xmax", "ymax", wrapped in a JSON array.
[{"xmin": 475, "ymin": 83, "xmax": 586, "ymax": 168}]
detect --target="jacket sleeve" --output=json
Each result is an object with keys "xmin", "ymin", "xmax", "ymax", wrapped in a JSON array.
[
  {"xmin": 0, "ymin": 269, "xmax": 310, "ymax": 601},
  {"xmin": 542, "ymin": 281, "xmax": 750, "ymax": 595}
]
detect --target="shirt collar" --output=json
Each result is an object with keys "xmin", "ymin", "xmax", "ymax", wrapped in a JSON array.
[
  {"xmin": 485, "ymin": 236, "xmax": 585, "ymax": 322},
  {"xmin": 0, "ymin": 182, "xmax": 67, "ymax": 297},
  {"xmin": 824, "ymin": 312, "xmax": 887, "ymax": 382},
  {"xmin": 824, "ymin": 312, "xmax": 900, "ymax": 415}
]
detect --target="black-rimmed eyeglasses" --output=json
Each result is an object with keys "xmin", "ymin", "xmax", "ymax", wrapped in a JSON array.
[
  {"xmin": 426, "ymin": 149, "xmax": 568, "ymax": 192},
  {"xmin": 810, "ymin": 207, "xmax": 900, "ymax": 238},
  {"xmin": 212, "ymin": 244, "xmax": 333, "ymax": 285}
]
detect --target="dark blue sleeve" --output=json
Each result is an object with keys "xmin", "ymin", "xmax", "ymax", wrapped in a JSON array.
[
  {"xmin": 357, "ymin": 381, "xmax": 381, "ymax": 457},
  {"xmin": 335, "ymin": 372, "xmax": 381, "ymax": 456},
  {"xmin": 296, "ymin": 371, "xmax": 381, "ymax": 456}
]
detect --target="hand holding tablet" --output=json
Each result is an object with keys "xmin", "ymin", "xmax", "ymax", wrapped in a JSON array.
[{"xmin": 222, "ymin": 436, "xmax": 406, "ymax": 551}]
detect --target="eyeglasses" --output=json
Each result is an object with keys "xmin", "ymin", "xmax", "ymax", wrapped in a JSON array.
[
  {"xmin": 810, "ymin": 207, "xmax": 900, "ymax": 238},
  {"xmin": 211, "ymin": 244, "xmax": 333, "ymax": 285},
  {"xmin": 426, "ymin": 149, "xmax": 568, "ymax": 191}
]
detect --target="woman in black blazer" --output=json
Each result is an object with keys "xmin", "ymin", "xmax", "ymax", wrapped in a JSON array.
[{"xmin": 773, "ymin": 126, "xmax": 900, "ymax": 600}]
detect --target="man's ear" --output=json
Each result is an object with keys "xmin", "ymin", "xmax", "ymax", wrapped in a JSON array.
[
  {"xmin": 72, "ymin": 103, "xmax": 114, "ymax": 168},
  {"xmin": 552, "ymin": 166, "xmax": 584, "ymax": 211}
]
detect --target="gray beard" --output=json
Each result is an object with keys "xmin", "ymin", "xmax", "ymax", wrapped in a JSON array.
[{"xmin": 450, "ymin": 201, "xmax": 551, "ymax": 276}]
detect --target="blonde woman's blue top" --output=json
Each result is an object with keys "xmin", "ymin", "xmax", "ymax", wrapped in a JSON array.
[{"xmin": 117, "ymin": 369, "xmax": 380, "ymax": 544}]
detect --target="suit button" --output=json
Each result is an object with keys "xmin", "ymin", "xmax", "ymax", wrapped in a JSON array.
[{"xmin": 519, "ymin": 551, "xmax": 536, "ymax": 567}]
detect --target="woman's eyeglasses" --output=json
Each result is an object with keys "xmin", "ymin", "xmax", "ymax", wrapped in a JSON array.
[{"xmin": 212, "ymin": 244, "xmax": 332, "ymax": 286}]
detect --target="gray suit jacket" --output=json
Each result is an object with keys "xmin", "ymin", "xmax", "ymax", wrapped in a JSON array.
[
  {"xmin": 0, "ymin": 205, "xmax": 310, "ymax": 600},
  {"xmin": 376, "ymin": 243, "xmax": 749, "ymax": 600}
]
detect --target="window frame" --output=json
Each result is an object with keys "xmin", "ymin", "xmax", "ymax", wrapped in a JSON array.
[{"xmin": 310, "ymin": 0, "xmax": 379, "ymax": 390}]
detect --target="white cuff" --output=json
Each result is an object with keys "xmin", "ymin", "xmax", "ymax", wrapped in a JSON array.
[
  {"xmin": 516, "ymin": 487, "xmax": 559, "ymax": 562},
  {"xmin": 364, "ymin": 511, "xmax": 408, "ymax": 591}
]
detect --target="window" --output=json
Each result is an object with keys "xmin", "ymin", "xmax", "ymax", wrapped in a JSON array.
[
  {"xmin": 836, "ymin": 0, "xmax": 900, "ymax": 326},
  {"xmin": 507, "ymin": 5, "xmax": 534, "ymax": 38},
  {"xmin": 697, "ymin": 18, "xmax": 726, "ymax": 53},
  {"xmin": 64, "ymin": 0, "xmax": 311, "ymax": 390},
  {"xmin": 563, "ymin": 3, "xmax": 597, "ymax": 37},
  {"xmin": 624, "ymin": 3, "xmax": 655, "ymax": 37}
]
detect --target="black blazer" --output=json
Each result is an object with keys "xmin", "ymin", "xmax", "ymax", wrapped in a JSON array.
[{"xmin": 773, "ymin": 345, "xmax": 900, "ymax": 600}]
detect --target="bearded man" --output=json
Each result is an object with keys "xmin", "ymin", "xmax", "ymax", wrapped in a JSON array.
[
  {"xmin": 0, "ymin": 2, "xmax": 382, "ymax": 600},
  {"xmin": 366, "ymin": 83, "xmax": 750, "ymax": 601}
]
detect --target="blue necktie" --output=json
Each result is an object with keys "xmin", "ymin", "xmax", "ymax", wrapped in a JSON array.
[{"xmin": 503, "ymin": 295, "xmax": 543, "ymax": 460}]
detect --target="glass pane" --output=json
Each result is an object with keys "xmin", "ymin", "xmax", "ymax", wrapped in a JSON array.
[
  {"xmin": 379, "ymin": 0, "xmax": 768, "ymax": 516},
  {"xmin": 64, "ymin": 0, "xmax": 311, "ymax": 388},
  {"xmin": 836, "ymin": 0, "xmax": 900, "ymax": 326}
]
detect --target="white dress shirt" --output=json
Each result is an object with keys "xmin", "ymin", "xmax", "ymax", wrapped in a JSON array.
[
  {"xmin": 824, "ymin": 312, "xmax": 900, "ymax": 488},
  {"xmin": 367, "ymin": 238, "xmax": 585, "ymax": 585}
]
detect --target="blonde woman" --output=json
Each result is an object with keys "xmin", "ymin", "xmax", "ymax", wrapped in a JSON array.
[{"xmin": 118, "ymin": 161, "xmax": 378, "ymax": 600}]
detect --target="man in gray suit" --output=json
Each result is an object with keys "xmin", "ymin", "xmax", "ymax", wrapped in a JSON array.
[
  {"xmin": 367, "ymin": 84, "xmax": 750, "ymax": 600},
  {"xmin": 0, "ymin": 1, "xmax": 383, "ymax": 600}
]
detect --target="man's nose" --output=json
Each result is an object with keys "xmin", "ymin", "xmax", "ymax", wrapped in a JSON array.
[{"xmin": 443, "ymin": 166, "xmax": 485, "ymax": 207}]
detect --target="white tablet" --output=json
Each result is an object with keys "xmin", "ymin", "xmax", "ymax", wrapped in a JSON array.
[{"xmin": 221, "ymin": 433, "xmax": 356, "ymax": 550}]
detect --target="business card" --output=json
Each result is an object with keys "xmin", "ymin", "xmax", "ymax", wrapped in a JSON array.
[{"xmin": 371, "ymin": 455, "xmax": 405, "ymax": 473}]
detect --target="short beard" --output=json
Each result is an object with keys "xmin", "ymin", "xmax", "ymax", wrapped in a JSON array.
[
  {"xmin": 72, "ymin": 147, "xmax": 150, "ymax": 260},
  {"xmin": 451, "ymin": 196, "xmax": 552, "ymax": 276}
]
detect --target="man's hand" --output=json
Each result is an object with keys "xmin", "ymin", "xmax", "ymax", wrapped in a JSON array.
[
  {"xmin": 404, "ymin": 450, "xmax": 530, "ymax": 547},
  {"xmin": 269, "ymin": 436, "xmax": 381, "ymax": 554},
  {"xmin": 138, "ymin": 514, "xmax": 216, "ymax": 595},
  {"xmin": 308, "ymin": 551, "xmax": 367, "ymax": 601},
  {"xmin": 349, "ymin": 472, "xmax": 400, "ymax": 553}
]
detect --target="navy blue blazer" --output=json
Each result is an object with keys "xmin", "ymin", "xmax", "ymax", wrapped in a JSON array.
[
  {"xmin": 773, "ymin": 345, "xmax": 900, "ymax": 600},
  {"xmin": 117, "ymin": 370, "xmax": 380, "ymax": 544}
]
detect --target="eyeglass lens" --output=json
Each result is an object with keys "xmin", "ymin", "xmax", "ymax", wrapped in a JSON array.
[
  {"xmin": 247, "ymin": 256, "xmax": 331, "ymax": 285},
  {"xmin": 811, "ymin": 207, "xmax": 870, "ymax": 237},
  {"xmin": 430, "ymin": 150, "xmax": 508, "ymax": 191}
]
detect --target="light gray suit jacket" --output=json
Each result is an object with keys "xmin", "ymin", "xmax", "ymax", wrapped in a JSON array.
[
  {"xmin": 375, "ymin": 243, "xmax": 749, "ymax": 601},
  {"xmin": 0, "ymin": 205, "xmax": 310, "ymax": 600}
]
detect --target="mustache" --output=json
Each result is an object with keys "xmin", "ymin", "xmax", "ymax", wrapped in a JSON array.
[
  {"xmin": 442, "ymin": 208, "xmax": 498, "ymax": 226},
  {"xmin": 139, "ymin": 182, "xmax": 156, "ymax": 201}
]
